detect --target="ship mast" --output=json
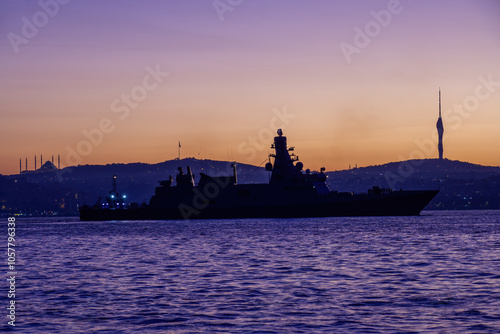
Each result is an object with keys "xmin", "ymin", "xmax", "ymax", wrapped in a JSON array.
[
  {"xmin": 269, "ymin": 129, "xmax": 302, "ymax": 184},
  {"xmin": 112, "ymin": 175, "xmax": 117, "ymax": 194}
]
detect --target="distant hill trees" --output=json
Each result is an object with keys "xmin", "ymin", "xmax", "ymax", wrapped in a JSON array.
[
  {"xmin": 326, "ymin": 159, "xmax": 500, "ymax": 210},
  {"xmin": 1, "ymin": 158, "xmax": 499, "ymax": 217}
]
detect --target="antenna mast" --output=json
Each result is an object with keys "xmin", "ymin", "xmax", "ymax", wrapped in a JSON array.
[
  {"xmin": 436, "ymin": 88, "xmax": 444, "ymax": 160},
  {"xmin": 439, "ymin": 88, "xmax": 441, "ymax": 117}
]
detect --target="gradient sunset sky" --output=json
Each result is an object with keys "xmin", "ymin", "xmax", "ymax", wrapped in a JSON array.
[{"xmin": 1, "ymin": 0, "xmax": 499, "ymax": 175}]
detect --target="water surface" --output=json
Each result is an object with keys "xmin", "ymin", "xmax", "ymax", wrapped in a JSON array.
[{"xmin": 4, "ymin": 210, "xmax": 500, "ymax": 333}]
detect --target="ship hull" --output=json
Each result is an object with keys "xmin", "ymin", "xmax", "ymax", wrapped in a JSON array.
[
  {"xmin": 80, "ymin": 131, "xmax": 439, "ymax": 222},
  {"xmin": 79, "ymin": 189, "xmax": 439, "ymax": 221}
]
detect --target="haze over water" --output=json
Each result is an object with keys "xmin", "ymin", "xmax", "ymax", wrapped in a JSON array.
[{"xmin": 9, "ymin": 210, "xmax": 500, "ymax": 333}]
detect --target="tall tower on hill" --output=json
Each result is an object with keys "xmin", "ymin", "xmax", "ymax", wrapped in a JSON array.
[{"xmin": 436, "ymin": 88, "xmax": 444, "ymax": 160}]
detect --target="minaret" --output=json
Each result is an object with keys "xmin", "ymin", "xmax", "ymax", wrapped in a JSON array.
[
  {"xmin": 19, "ymin": 158, "xmax": 22, "ymax": 174},
  {"xmin": 58, "ymin": 154, "xmax": 60, "ymax": 169},
  {"xmin": 436, "ymin": 88, "xmax": 444, "ymax": 160},
  {"xmin": 35, "ymin": 155, "xmax": 37, "ymax": 170},
  {"xmin": 25, "ymin": 158, "xmax": 27, "ymax": 171}
]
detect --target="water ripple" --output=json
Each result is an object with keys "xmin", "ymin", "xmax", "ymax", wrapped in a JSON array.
[{"xmin": 6, "ymin": 210, "xmax": 500, "ymax": 333}]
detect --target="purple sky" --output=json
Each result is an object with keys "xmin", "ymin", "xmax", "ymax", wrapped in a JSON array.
[{"xmin": 1, "ymin": 0, "xmax": 499, "ymax": 174}]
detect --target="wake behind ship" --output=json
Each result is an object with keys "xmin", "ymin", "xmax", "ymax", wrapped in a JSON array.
[{"xmin": 79, "ymin": 130, "xmax": 438, "ymax": 221}]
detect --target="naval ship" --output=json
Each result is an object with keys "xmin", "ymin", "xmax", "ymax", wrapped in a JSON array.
[{"xmin": 79, "ymin": 129, "xmax": 438, "ymax": 221}]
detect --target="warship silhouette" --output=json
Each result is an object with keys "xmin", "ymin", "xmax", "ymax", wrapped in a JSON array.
[{"xmin": 79, "ymin": 129, "xmax": 438, "ymax": 221}]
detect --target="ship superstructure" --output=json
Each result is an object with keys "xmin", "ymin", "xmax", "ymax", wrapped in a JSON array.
[{"xmin": 80, "ymin": 130, "xmax": 438, "ymax": 220}]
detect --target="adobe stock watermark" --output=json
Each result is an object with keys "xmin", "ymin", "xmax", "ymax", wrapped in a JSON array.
[
  {"xmin": 63, "ymin": 65, "xmax": 169, "ymax": 169},
  {"xmin": 384, "ymin": 74, "xmax": 500, "ymax": 188},
  {"xmin": 237, "ymin": 107, "xmax": 296, "ymax": 163},
  {"xmin": 178, "ymin": 162, "xmax": 236, "ymax": 220},
  {"xmin": 7, "ymin": 0, "xmax": 71, "ymax": 54},
  {"xmin": 213, "ymin": 0, "xmax": 243, "ymax": 21},
  {"xmin": 340, "ymin": 0, "xmax": 410, "ymax": 64},
  {"xmin": 179, "ymin": 106, "xmax": 294, "ymax": 220}
]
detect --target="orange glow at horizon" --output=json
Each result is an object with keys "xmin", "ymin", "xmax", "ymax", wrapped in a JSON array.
[{"xmin": 1, "ymin": 1, "xmax": 500, "ymax": 175}]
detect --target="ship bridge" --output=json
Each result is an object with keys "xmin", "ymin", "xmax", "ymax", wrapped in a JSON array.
[{"xmin": 267, "ymin": 129, "xmax": 327, "ymax": 188}]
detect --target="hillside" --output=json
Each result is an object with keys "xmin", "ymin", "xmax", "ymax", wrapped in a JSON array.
[
  {"xmin": 1, "ymin": 158, "xmax": 499, "ymax": 216},
  {"xmin": 1, "ymin": 158, "xmax": 268, "ymax": 216},
  {"xmin": 326, "ymin": 159, "xmax": 500, "ymax": 210}
]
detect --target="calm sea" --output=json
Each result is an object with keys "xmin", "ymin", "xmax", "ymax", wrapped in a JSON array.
[{"xmin": 3, "ymin": 210, "xmax": 500, "ymax": 333}]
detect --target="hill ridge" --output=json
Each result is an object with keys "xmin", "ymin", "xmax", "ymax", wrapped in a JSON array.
[{"xmin": 1, "ymin": 158, "xmax": 499, "ymax": 215}]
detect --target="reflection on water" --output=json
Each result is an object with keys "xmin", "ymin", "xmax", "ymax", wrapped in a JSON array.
[{"xmin": 8, "ymin": 210, "xmax": 500, "ymax": 333}]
